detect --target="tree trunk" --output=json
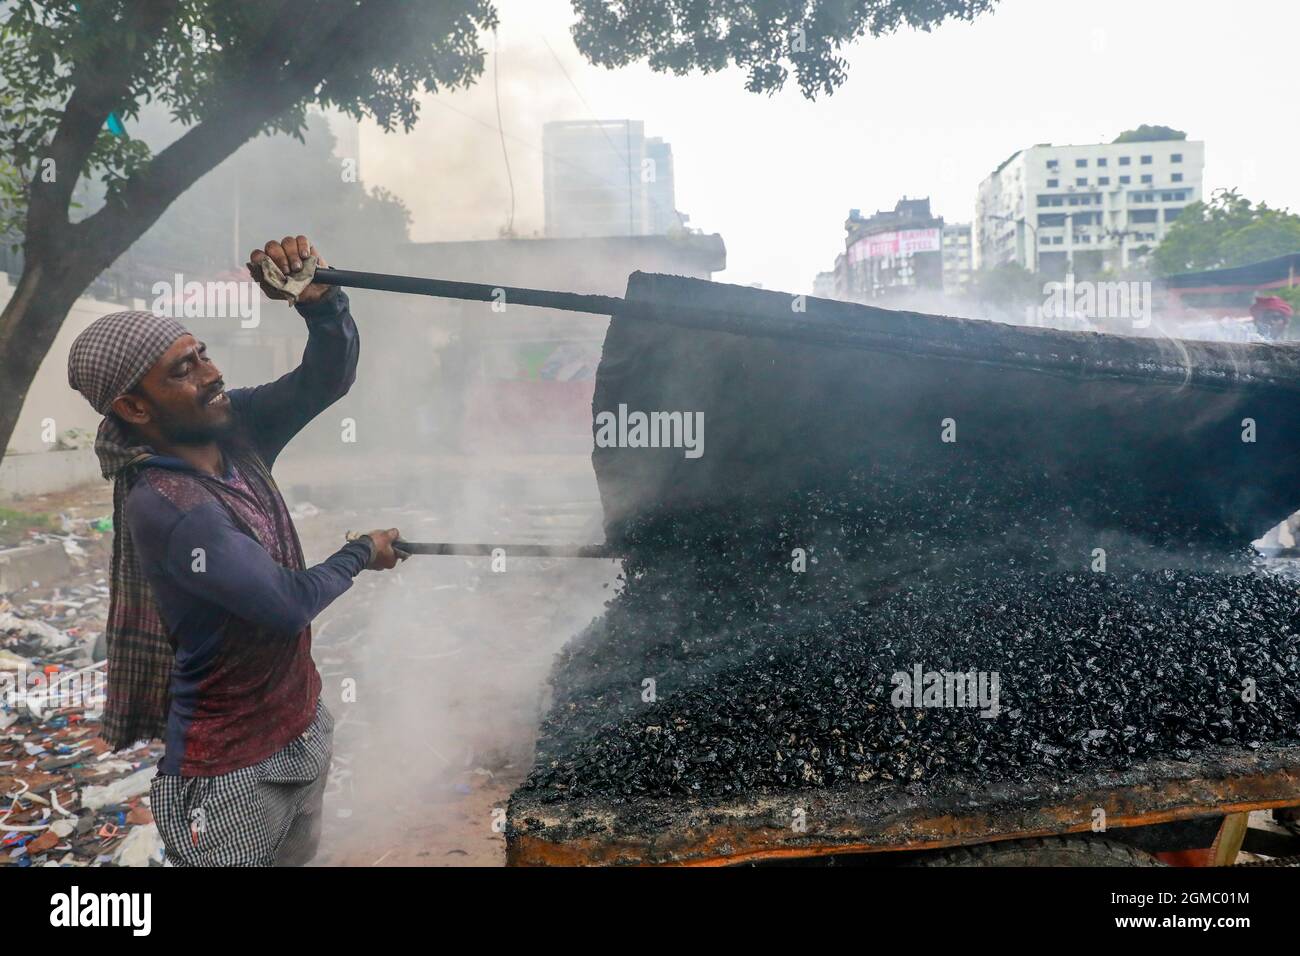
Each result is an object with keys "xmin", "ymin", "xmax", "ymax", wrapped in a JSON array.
[
  {"xmin": 0, "ymin": 69, "xmax": 325, "ymax": 466},
  {"xmin": 0, "ymin": 2, "xmax": 392, "ymax": 466},
  {"xmin": 0, "ymin": 253, "xmax": 98, "ymax": 461}
]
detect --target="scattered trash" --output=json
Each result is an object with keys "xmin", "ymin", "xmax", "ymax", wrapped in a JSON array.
[
  {"xmin": 26, "ymin": 830, "xmax": 60, "ymax": 855},
  {"xmin": 2, "ymin": 535, "xmax": 163, "ymax": 867},
  {"xmin": 81, "ymin": 767, "xmax": 155, "ymax": 811},
  {"xmin": 0, "ymin": 611, "xmax": 72, "ymax": 653},
  {"xmin": 55, "ymin": 428, "xmax": 95, "ymax": 451},
  {"xmin": 61, "ymin": 539, "xmax": 90, "ymax": 566},
  {"xmin": 114, "ymin": 823, "xmax": 164, "ymax": 867}
]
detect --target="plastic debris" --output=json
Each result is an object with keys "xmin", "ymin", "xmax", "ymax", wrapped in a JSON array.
[
  {"xmin": 1, "ymin": 528, "xmax": 164, "ymax": 867},
  {"xmin": 81, "ymin": 767, "xmax": 155, "ymax": 811},
  {"xmin": 114, "ymin": 822, "xmax": 164, "ymax": 867},
  {"xmin": 0, "ymin": 611, "xmax": 71, "ymax": 652}
]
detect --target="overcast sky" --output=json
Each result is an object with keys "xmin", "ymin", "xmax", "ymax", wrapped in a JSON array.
[{"xmin": 357, "ymin": 0, "xmax": 1297, "ymax": 293}]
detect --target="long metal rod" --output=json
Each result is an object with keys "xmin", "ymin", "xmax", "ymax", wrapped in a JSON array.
[
  {"xmin": 313, "ymin": 266, "xmax": 1080, "ymax": 375},
  {"xmin": 395, "ymin": 540, "xmax": 617, "ymax": 559},
  {"xmin": 315, "ymin": 265, "xmax": 878, "ymax": 357},
  {"xmin": 315, "ymin": 267, "xmax": 625, "ymax": 317},
  {"xmin": 314, "ymin": 265, "xmax": 786, "ymax": 342},
  {"xmin": 320, "ymin": 266, "xmax": 632, "ymax": 559}
]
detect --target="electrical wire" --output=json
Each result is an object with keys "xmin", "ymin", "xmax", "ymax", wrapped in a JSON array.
[{"xmin": 492, "ymin": 27, "xmax": 516, "ymax": 236}]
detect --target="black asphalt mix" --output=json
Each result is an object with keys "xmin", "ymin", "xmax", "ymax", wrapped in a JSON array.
[{"xmin": 521, "ymin": 482, "xmax": 1300, "ymax": 803}]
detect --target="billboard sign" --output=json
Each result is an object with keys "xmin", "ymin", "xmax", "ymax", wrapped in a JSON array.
[{"xmin": 848, "ymin": 227, "xmax": 942, "ymax": 263}]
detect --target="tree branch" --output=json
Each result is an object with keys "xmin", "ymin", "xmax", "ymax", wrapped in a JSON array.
[
  {"xmin": 73, "ymin": 0, "xmax": 374, "ymax": 271},
  {"xmin": 24, "ymin": 1, "xmax": 182, "ymax": 251}
]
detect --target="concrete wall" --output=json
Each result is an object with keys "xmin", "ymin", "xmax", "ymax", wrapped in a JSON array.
[
  {"xmin": 2, "ymin": 274, "xmax": 146, "ymax": 457},
  {"xmin": 0, "ymin": 274, "xmax": 143, "ymax": 498},
  {"xmin": 0, "ymin": 448, "xmax": 102, "ymax": 502}
]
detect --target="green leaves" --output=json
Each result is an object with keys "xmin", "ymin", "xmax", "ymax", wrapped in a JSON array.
[
  {"xmin": 1111, "ymin": 124, "xmax": 1187, "ymax": 144},
  {"xmin": 0, "ymin": 1, "xmax": 498, "ymax": 233},
  {"xmin": 1152, "ymin": 187, "xmax": 1300, "ymax": 276},
  {"xmin": 568, "ymin": 0, "xmax": 999, "ymax": 99},
  {"xmin": 0, "ymin": 0, "xmax": 997, "ymax": 246}
]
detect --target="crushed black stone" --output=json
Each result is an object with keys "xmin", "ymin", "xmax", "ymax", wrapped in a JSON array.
[{"xmin": 523, "ymin": 482, "xmax": 1300, "ymax": 803}]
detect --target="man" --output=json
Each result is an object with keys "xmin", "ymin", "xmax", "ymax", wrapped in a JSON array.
[
  {"xmin": 67, "ymin": 235, "xmax": 404, "ymax": 866},
  {"xmin": 1250, "ymin": 294, "xmax": 1295, "ymax": 341}
]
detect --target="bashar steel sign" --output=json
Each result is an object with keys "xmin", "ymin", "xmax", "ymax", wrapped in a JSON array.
[{"xmin": 848, "ymin": 227, "xmax": 942, "ymax": 263}]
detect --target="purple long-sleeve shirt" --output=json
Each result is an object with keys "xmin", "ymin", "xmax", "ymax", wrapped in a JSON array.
[{"xmin": 125, "ymin": 289, "xmax": 370, "ymax": 775}]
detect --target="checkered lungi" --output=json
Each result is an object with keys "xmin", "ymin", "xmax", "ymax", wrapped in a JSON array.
[{"xmin": 150, "ymin": 699, "xmax": 334, "ymax": 866}]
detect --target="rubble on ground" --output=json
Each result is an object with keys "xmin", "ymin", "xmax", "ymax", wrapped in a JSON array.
[{"xmin": 1, "ymin": 512, "xmax": 166, "ymax": 867}]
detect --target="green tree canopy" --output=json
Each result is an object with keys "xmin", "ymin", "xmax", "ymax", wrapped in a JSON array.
[
  {"xmin": 1152, "ymin": 188, "xmax": 1300, "ymax": 276},
  {"xmin": 0, "ymin": 1, "xmax": 494, "ymax": 243},
  {"xmin": 571, "ymin": 0, "xmax": 998, "ymax": 98}
]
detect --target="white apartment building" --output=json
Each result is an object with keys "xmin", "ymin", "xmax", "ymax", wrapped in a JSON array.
[
  {"xmin": 942, "ymin": 222, "xmax": 973, "ymax": 293},
  {"xmin": 975, "ymin": 138, "xmax": 1205, "ymax": 275}
]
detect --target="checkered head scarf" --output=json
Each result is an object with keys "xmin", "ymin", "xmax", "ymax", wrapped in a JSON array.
[
  {"xmin": 67, "ymin": 310, "xmax": 189, "ymax": 748},
  {"xmin": 69, "ymin": 310, "xmax": 190, "ymax": 415}
]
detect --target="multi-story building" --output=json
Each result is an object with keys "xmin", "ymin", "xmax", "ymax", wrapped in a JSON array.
[
  {"xmin": 942, "ymin": 222, "xmax": 973, "ymax": 293},
  {"xmin": 838, "ymin": 197, "xmax": 945, "ymax": 302},
  {"xmin": 543, "ymin": 120, "xmax": 687, "ymax": 238},
  {"xmin": 813, "ymin": 270, "xmax": 837, "ymax": 300},
  {"xmin": 813, "ymin": 254, "xmax": 851, "ymax": 302},
  {"xmin": 975, "ymin": 137, "xmax": 1205, "ymax": 276}
]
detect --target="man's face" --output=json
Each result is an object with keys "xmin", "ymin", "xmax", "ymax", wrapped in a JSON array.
[{"xmin": 117, "ymin": 334, "xmax": 232, "ymax": 444}]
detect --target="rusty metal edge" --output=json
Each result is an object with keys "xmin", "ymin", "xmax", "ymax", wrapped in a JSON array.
[{"xmin": 506, "ymin": 747, "xmax": 1300, "ymax": 867}]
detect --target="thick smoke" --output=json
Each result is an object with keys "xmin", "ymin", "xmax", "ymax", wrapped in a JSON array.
[
  {"xmin": 92, "ymin": 22, "xmax": 646, "ymax": 864},
  {"xmin": 40, "ymin": 8, "xmax": 1295, "ymax": 864}
]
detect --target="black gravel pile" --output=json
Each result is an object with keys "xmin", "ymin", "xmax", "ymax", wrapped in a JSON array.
[{"xmin": 521, "ymin": 477, "xmax": 1300, "ymax": 803}]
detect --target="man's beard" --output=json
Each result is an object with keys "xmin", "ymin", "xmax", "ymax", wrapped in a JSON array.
[{"xmin": 154, "ymin": 404, "xmax": 234, "ymax": 446}]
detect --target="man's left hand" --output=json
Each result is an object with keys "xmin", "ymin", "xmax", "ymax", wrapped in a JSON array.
[{"xmin": 248, "ymin": 235, "xmax": 333, "ymax": 306}]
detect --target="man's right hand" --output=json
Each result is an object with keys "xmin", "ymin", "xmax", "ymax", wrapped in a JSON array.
[
  {"xmin": 248, "ymin": 235, "xmax": 333, "ymax": 306},
  {"xmin": 363, "ymin": 528, "xmax": 409, "ymax": 570}
]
